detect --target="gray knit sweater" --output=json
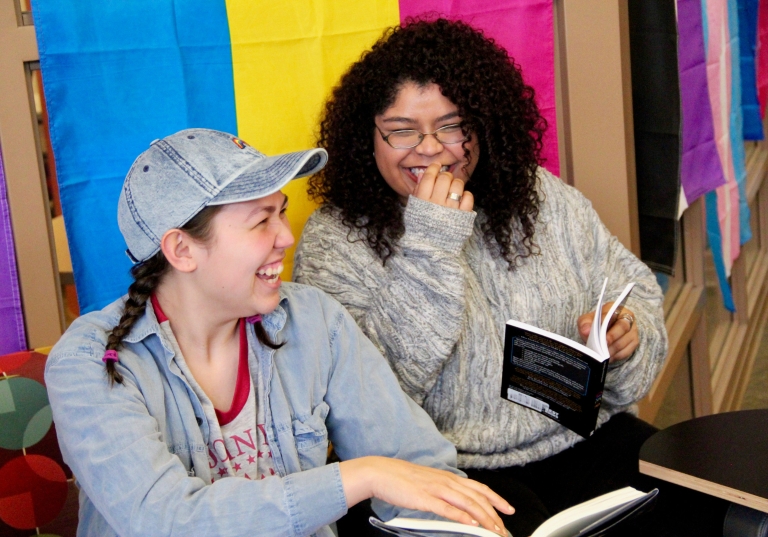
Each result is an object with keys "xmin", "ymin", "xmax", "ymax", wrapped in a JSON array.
[{"xmin": 294, "ymin": 169, "xmax": 667, "ymax": 469}]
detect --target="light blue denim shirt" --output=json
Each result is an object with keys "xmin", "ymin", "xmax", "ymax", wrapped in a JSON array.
[{"xmin": 46, "ymin": 282, "xmax": 462, "ymax": 537}]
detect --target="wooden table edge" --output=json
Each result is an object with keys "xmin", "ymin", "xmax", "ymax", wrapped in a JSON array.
[{"xmin": 639, "ymin": 460, "xmax": 768, "ymax": 514}]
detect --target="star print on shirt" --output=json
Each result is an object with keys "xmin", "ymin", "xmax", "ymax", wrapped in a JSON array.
[
  {"xmin": 218, "ymin": 467, "xmax": 228, "ymax": 477},
  {"xmin": 247, "ymin": 455, "xmax": 256, "ymax": 464},
  {"xmin": 233, "ymin": 462, "xmax": 242, "ymax": 472}
]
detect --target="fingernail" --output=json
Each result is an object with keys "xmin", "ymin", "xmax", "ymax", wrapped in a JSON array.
[
  {"xmin": 471, "ymin": 520, "xmax": 479, "ymax": 525},
  {"xmin": 495, "ymin": 525, "xmax": 501, "ymax": 531}
]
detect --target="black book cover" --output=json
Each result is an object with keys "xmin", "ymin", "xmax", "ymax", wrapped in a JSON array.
[{"xmin": 500, "ymin": 322, "xmax": 609, "ymax": 438}]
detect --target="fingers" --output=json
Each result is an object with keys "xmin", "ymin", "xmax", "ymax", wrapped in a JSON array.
[
  {"xmin": 428, "ymin": 498, "xmax": 478, "ymax": 527},
  {"xmin": 460, "ymin": 478, "xmax": 515, "ymax": 515},
  {"xmin": 413, "ymin": 163, "xmax": 473, "ymax": 212},
  {"xmin": 607, "ymin": 325, "xmax": 639, "ymax": 362},
  {"xmin": 606, "ymin": 307, "xmax": 638, "ymax": 362},
  {"xmin": 431, "ymin": 480, "xmax": 507, "ymax": 535},
  {"xmin": 414, "ymin": 163, "xmax": 440, "ymax": 199},
  {"xmin": 459, "ymin": 190, "xmax": 474, "ymax": 211},
  {"xmin": 445, "ymin": 178, "xmax": 466, "ymax": 209},
  {"xmin": 358, "ymin": 458, "xmax": 510, "ymax": 536},
  {"xmin": 448, "ymin": 478, "xmax": 513, "ymax": 532},
  {"xmin": 430, "ymin": 172, "xmax": 459, "ymax": 205},
  {"xmin": 577, "ymin": 311, "xmax": 595, "ymax": 342}
]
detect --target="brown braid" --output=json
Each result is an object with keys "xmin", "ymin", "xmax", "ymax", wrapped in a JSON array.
[
  {"xmin": 103, "ymin": 204, "xmax": 284, "ymax": 384},
  {"xmin": 104, "ymin": 255, "xmax": 169, "ymax": 385},
  {"xmin": 254, "ymin": 321, "xmax": 284, "ymax": 350},
  {"xmin": 103, "ymin": 205, "xmax": 221, "ymax": 385}
]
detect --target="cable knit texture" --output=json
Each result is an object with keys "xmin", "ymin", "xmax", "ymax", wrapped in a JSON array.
[{"xmin": 294, "ymin": 168, "xmax": 668, "ymax": 469}]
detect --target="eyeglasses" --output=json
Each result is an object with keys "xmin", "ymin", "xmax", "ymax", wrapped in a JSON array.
[{"xmin": 376, "ymin": 123, "xmax": 469, "ymax": 149}]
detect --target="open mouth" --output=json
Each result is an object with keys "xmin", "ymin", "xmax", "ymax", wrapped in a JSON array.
[
  {"xmin": 256, "ymin": 263, "xmax": 284, "ymax": 283},
  {"xmin": 405, "ymin": 164, "xmax": 453, "ymax": 181}
]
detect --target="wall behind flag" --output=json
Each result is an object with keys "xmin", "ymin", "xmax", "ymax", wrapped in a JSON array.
[{"xmin": 34, "ymin": 0, "xmax": 558, "ymax": 313}]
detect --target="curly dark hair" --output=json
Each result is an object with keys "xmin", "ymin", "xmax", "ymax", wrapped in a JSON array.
[{"xmin": 309, "ymin": 17, "xmax": 546, "ymax": 267}]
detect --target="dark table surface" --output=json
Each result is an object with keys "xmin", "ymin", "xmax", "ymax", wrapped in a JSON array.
[{"xmin": 639, "ymin": 409, "xmax": 768, "ymax": 513}]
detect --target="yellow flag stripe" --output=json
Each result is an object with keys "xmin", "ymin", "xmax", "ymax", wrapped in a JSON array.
[{"xmin": 225, "ymin": 0, "xmax": 400, "ymax": 279}]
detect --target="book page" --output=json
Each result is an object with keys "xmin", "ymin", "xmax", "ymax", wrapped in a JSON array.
[
  {"xmin": 370, "ymin": 516, "xmax": 503, "ymax": 537},
  {"xmin": 530, "ymin": 487, "xmax": 646, "ymax": 537},
  {"xmin": 597, "ymin": 282, "xmax": 635, "ymax": 357},
  {"xmin": 585, "ymin": 279, "xmax": 608, "ymax": 356}
]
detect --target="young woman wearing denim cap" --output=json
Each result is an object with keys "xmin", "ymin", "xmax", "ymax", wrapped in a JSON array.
[
  {"xmin": 44, "ymin": 128, "xmax": 513, "ymax": 537},
  {"xmin": 294, "ymin": 18, "xmax": 729, "ymax": 537}
]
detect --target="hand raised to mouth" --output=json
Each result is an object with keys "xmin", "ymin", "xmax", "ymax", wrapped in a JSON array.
[{"xmin": 413, "ymin": 162, "xmax": 474, "ymax": 211}]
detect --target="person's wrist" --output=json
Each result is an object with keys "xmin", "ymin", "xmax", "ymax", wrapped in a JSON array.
[
  {"xmin": 403, "ymin": 196, "xmax": 475, "ymax": 253},
  {"xmin": 339, "ymin": 457, "xmax": 376, "ymax": 507}
]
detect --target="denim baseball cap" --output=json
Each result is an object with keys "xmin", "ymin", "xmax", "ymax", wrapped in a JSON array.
[{"xmin": 117, "ymin": 128, "xmax": 327, "ymax": 263}]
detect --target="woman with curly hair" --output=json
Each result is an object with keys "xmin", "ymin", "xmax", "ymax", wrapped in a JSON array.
[{"xmin": 294, "ymin": 18, "xmax": 726, "ymax": 536}]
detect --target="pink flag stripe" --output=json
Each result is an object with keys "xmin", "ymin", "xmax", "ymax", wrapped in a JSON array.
[
  {"xmin": 706, "ymin": 0, "xmax": 741, "ymax": 273},
  {"xmin": 399, "ymin": 0, "xmax": 559, "ymax": 176},
  {"xmin": 757, "ymin": 0, "xmax": 768, "ymax": 117}
]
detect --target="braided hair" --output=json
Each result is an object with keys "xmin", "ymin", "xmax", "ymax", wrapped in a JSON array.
[{"xmin": 104, "ymin": 205, "xmax": 282, "ymax": 385}]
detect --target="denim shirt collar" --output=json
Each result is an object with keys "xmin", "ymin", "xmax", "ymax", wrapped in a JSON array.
[{"xmin": 120, "ymin": 292, "xmax": 291, "ymax": 362}]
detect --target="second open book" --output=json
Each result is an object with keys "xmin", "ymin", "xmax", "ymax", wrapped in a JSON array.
[
  {"xmin": 369, "ymin": 486, "xmax": 658, "ymax": 537},
  {"xmin": 499, "ymin": 279, "xmax": 635, "ymax": 437}
]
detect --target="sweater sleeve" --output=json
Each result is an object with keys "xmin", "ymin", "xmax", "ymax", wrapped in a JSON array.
[
  {"xmin": 294, "ymin": 197, "xmax": 475, "ymax": 405},
  {"xmin": 556, "ymin": 173, "xmax": 668, "ymax": 407}
]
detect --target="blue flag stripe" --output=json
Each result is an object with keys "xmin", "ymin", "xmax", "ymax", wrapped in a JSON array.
[{"xmin": 33, "ymin": 0, "xmax": 237, "ymax": 313}]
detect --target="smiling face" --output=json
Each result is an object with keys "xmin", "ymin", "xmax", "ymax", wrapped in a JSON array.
[
  {"xmin": 192, "ymin": 192, "xmax": 294, "ymax": 318},
  {"xmin": 373, "ymin": 82, "xmax": 480, "ymax": 203}
]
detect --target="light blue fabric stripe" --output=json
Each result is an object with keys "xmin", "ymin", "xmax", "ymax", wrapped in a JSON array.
[
  {"xmin": 728, "ymin": 0, "xmax": 752, "ymax": 244},
  {"xmin": 32, "ymin": 0, "xmax": 237, "ymax": 313},
  {"xmin": 706, "ymin": 191, "xmax": 736, "ymax": 312}
]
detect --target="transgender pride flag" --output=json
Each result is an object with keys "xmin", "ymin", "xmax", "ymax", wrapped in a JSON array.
[{"xmin": 32, "ymin": 0, "xmax": 557, "ymax": 314}]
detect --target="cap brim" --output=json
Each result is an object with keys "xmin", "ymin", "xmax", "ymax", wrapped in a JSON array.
[{"xmin": 209, "ymin": 148, "xmax": 328, "ymax": 206}]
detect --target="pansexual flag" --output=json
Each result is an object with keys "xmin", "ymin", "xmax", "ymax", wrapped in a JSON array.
[{"xmin": 33, "ymin": 0, "xmax": 557, "ymax": 314}]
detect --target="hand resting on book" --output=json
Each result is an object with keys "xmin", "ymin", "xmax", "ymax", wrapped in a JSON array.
[
  {"xmin": 577, "ymin": 302, "xmax": 639, "ymax": 363},
  {"xmin": 340, "ymin": 456, "xmax": 513, "ymax": 535}
]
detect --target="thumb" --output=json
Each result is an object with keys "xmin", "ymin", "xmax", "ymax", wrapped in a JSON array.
[{"xmin": 577, "ymin": 312, "xmax": 594, "ymax": 341}]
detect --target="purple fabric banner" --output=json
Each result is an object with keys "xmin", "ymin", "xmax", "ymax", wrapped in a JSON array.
[
  {"xmin": 0, "ymin": 143, "xmax": 27, "ymax": 355},
  {"xmin": 678, "ymin": 0, "xmax": 727, "ymax": 204}
]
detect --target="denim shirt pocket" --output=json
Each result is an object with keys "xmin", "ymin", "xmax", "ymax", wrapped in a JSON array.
[{"xmin": 291, "ymin": 401, "xmax": 330, "ymax": 471}]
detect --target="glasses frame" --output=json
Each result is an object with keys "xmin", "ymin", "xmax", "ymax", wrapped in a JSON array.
[{"xmin": 375, "ymin": 123, "xmax": 469, "ymax": 149}]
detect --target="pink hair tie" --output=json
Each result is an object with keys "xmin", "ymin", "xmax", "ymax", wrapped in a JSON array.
[
  {"xmin": 102, "ymin": 350, "xmax": 119, "ymax": 363},
  {"xmin": 246, "ymin": 315, "xmax": 262, "ymax": 324}
]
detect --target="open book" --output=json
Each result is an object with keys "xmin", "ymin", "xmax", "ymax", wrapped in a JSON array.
[
  {"xmin": 369, "ymin": 487, "xmax": 658, "ymax": 537},
  {"xmin": 499, "ymin": 280, "xmax": 635, "ymax": 437}
]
